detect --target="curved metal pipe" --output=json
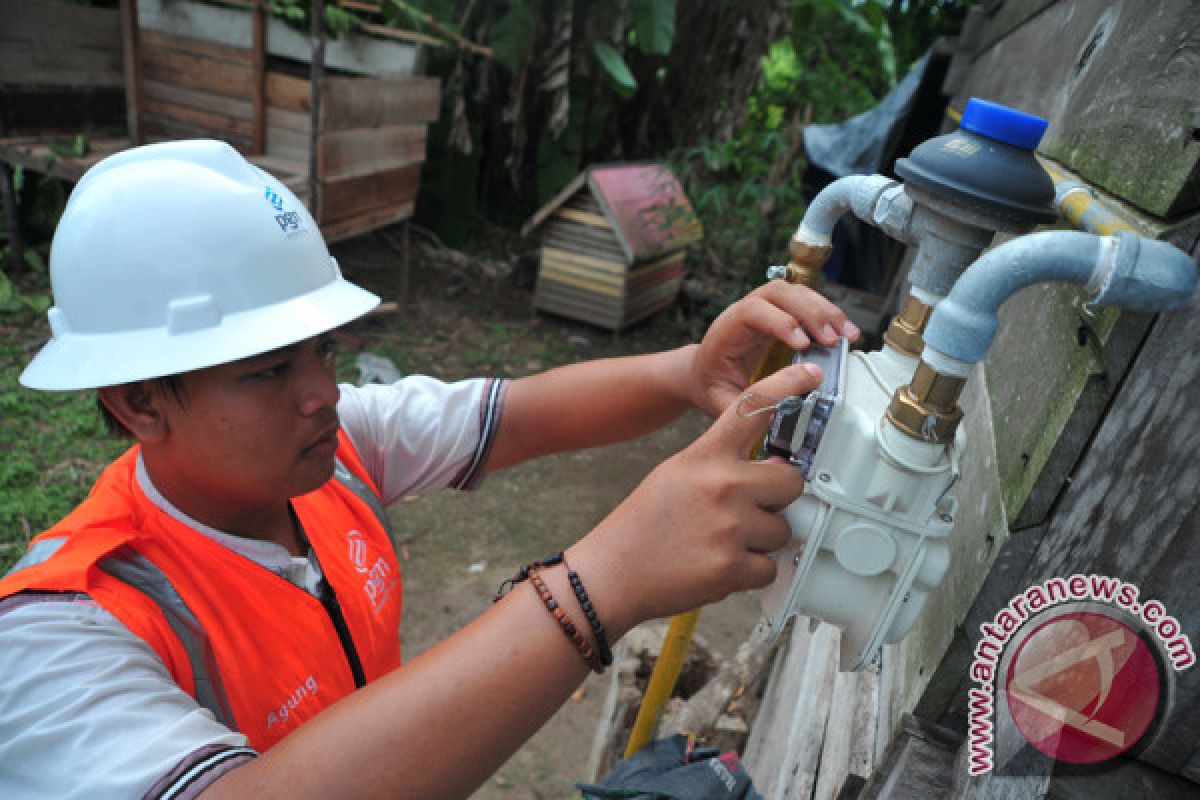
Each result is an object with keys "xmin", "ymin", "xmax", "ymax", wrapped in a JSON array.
[
  {"xmin": 923, "ymin": 231, "xmax": 1198, "ymax": 365},
  {"xmin": 794, "ymin": 174, "xmax": 899, "ymax": 246}
]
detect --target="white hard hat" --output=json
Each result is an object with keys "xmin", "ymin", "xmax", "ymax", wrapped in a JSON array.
[{"xmin": 20, "ymin": 139, "xmax": 380, "ymax": 390}]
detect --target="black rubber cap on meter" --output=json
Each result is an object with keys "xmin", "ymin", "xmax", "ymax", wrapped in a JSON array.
[{"xmin": 894, "ymin": 98, "xmax": 1057, "ymax": 226}]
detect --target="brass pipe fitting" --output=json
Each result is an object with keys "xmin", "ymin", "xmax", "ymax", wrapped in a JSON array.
[
  {"xmin": 882, "ymin": 296, "xmax": 933, "ymax": 357},
  {"xmin": 886, "ymin": 360, "xmax": 966, "ymax": 444},
  {"xmin": 785, "ymin": 237, "xmax": 833, "ymax": 289}
]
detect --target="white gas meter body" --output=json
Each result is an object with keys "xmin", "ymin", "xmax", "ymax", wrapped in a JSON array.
[{"xmin": 759, "ymin": 341, "xmax": 961, "ymax": 671}]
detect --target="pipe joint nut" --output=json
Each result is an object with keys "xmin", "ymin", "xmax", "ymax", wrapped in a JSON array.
[
  {"xmin": 883, "ymin": 296, "xmax": 933, "ymax": 357},
  {"xmin": 849, "ymin": 176, "xmax": 899, "ymax": 223},
  {"xmin": 871, "ymin": 185, "xmax": 916, "ymax": 242},
  {"xmin": 1091, "ymin": 231, "xmax": 1198, "ymax": 311},
  {"xmin": 886, "ymin": 361, "xmax": 966, "ymax": 444}
]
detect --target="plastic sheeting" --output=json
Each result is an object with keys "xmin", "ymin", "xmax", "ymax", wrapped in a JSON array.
[{"xmin": 803, "ymin": 53, "xmax": 931, "ymax": 179}]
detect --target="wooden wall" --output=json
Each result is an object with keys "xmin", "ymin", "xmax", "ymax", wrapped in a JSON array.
[
  {"xmin": 0, "ymin": 0, "xmax": 126, "ymax": 134},
  {"xmin": 745, "ymin": 2, "xmax": 1200, "ymax": 797},
  {"xmin": 135, "ymin": 0, "xmax": 438, "ymax": 241}
]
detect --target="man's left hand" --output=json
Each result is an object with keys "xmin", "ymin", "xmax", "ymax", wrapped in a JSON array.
[{"xmin": 688, "ymin": 279, "xmax": 860, "ymax": 417}]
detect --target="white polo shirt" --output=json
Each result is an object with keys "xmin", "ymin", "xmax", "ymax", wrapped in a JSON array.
[{"xmin": 0, "ymin": 376, "xmax": 505, "ymax": 800}]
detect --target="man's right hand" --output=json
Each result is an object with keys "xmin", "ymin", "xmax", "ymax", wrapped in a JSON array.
[{"xmin": 568, "ymin": 362, "xmax": 824, "ymax": 634}]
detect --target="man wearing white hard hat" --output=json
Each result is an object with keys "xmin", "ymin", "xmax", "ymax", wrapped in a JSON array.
[{"xmin": 0, "ymin": 140, "xmax": 856, "ymax": 798}]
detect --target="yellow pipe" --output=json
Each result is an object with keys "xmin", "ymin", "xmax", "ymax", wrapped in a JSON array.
[
  {"xmin": 624, "ymin": 264, "xmax": 818, "ymax": 757},
  {"xmin": 623, "ymin": 608, "xmax": 701, "ymax": 757},
  {"xmin": 1039, "ymin": 160, "xmax": 1136, "ymax": 236}
]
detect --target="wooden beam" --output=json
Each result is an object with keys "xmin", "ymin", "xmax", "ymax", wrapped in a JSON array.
[
  {"xmin": 309, "ymin": 0, "xmax": 325, "ymax": 221},
  {"xmin": 119, "ymin": 0, "xmax": 143, "ymax": 145},
  {"xmin": 252, "ymin": 1, "xmax": 267, "ymax": 154}
]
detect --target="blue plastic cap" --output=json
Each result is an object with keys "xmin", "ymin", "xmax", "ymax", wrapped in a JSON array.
[{"xmin": 959, "ymin": 98, "xmax": 1049, "ymax": 150}]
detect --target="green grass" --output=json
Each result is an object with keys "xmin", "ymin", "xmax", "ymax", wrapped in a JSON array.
[{"xmin": 0, "ymin": 311, "xmax": 125, "ymax": 573}]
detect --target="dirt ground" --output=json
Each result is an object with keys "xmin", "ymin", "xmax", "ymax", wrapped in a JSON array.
[{"xmin": 330, "ymin": 232, "xmax": 762, "ymax": 799}]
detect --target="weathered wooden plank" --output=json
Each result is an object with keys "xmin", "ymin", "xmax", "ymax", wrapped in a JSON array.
[
  {"xmin": 951, "ymin": 0, "xmax": 1200, "ymax": 217},
  {"xmin": 142, "ymin": 96, "xmax": 254, "ymax": 138},
  {"xmin": 141, "ymin": 79, "xmax": 248, "ymax": 121},
  {"xmin": 140, "ymin": 45, "xmax": 253, "ymax": 101},
  {"xmin": 544, "ymin": 220, "xmax": 627, "ymax": 258},
  {"xmin": 143, "ymin": 115, "xmax": 250, "ymax": 152},
  {"xmin": 774, "ymin": 623, "xmax": 840, "ymax": 799},
  {"xmin": 744, "ymin": 621, "xmax": 815, "ymax": 796},
  {"xmin": 317, "ymin": 124, "xmax": 426, "ymax": 180},
  {"xmin": 971, "ymin": 0, "xmax": 1058, "ymax": 56},
  {"xmin": 539, "ymin": 263, "xmax": 624, "ymax": 297},
  {"xmin": 266, "ymin": 73, "xmax": 310, "ymax": 114},
  {"xmin": 1009, "ymin": 287, "xmax": 1200, "ymax": 777},
  {"xmin": 861, "ymin": 715, "xmax": 960, "ymax": 799},
  {"xmin": 137, "ymin": 0, "xmax": 421, "ymax": 77},
  {"xmin": 318, "ymin": 76, "xmax": 440, "ymax": 131},
  {"xmin": 535, "ymin": 286, "xmax": 622, "ymax": 329},
  {"xmin": 558, "ymin": 207, "xmax": 611, "ymax": 229},
  {"xmin": 543, "ymin": 233, "xmax": 627, "ymax": 264},
  {"xmin": 267, "ymin": 107, "xmax": 311, "ymax": 135},
  {"xmin": 848, "ymin": 660, "xmax": 882, "ymax": 783},
  {"xmin": 138, "ymin": 27, "xmax": 251, "ymax": 66},
  {"xmin": 319, "ymin": 162, "xmax": 421, "ymax": 223},
  {"xmin": 265, "ymin": 123, "xmax": 309, "ymax": 164},
  {"xmin": 814, "ymin": 668, "xmax": 859, "ymax": 800},
  {"xmin": 0, "ymin": 0, "xmax": 123, "ymax": 87},
  {"xmin": 541, "ymin": 246, "xmax": 628, "ymax": 277},
  {"xmin": 321, "ymin": 201, "xmax": 413, "ymax": 243}
]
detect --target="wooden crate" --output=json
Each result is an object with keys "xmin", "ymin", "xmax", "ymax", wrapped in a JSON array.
[
  {"xmin": 0, "ymin": 0, "xmax": 440, "ymax": 246},
  {"xmin": 527, "ymin": 164, "xmax": 701, "ymax": 331},
  {"xmin": 135, "ymin": 0, "xmax": 439, "ymax": 242}
]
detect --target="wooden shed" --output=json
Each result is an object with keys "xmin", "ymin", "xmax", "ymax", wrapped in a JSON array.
[
  {"xmin": 522, "ymin": 164, "xmax": 702, "ymax": 331},
  {"xmin": 0, "ymin": 0, "xmax": 439, "ymax": 246}
]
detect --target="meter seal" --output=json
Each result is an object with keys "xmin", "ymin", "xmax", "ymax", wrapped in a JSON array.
[{"xmin": 764, "ymin": 336, "xmax": 848, "ymax": 479}]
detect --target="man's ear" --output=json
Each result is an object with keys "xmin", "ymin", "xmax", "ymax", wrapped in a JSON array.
[{"xmin": 97, "ymin": 382, "xmax": 168, "ymax": 443}]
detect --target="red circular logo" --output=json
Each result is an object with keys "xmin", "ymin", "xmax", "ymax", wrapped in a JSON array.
[{"xmin": 1005, "ymin": 611, "xmax": 1160, "ymax": 764}]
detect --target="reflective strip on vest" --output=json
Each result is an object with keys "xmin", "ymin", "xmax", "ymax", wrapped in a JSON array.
[
  {"xmin": 4, "ymin": 536, "xmax": 67, "ymax": 578},
  {"xmin": 99, "ymin": 549, "xmax": 239, "ymax": 730},
  {"xmin": 333, "ymin": 458, "xmax": 394, "ymax": 539}
]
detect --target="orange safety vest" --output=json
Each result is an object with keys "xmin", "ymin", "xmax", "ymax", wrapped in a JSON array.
[{"xmin": 0, "ymin": 432, "xmax": 402, "ymax": 751}]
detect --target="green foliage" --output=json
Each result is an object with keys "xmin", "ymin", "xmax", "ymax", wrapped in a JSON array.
[
  {"xmin": 491, "ymin": 0, "xmax": 538, "ymax": 73},
  {"xmin": 0, "ymin": 313, "xmax": 125, "ymax": 574},
  {"xmin": 593, "ymin": 42, "xmax": 638, "ymax": 99},
  {"xmin": 630, "ymin": 0, "xmax": 677, "ymax": 56},
  {"xmin": 267, "ymin": 0, "xmax": 358, "ymax": 37},
  {"xmin": 674, "ymin": 0, "xmax": 968, "ymax": 307}
]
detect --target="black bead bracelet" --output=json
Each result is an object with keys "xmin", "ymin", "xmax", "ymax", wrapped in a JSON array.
[{"xmin": 562, "ymin": 553, "xmax": 613, "ymax": 668}]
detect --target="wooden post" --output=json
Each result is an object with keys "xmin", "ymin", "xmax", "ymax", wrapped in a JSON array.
[
  {"xmin": 1, "ymin": 162, "xmax": 25, "ymax": 276},
  {"xmin": 251, "ymin": 1, "xmax": 267, "ymax": 155},
  {"xmin": 119, "ymin": 0, "xmax": 142, "ymax": 145},
  {"xmin": 308, "ymin": 0, "xmax": 325, "ymax": 223}
]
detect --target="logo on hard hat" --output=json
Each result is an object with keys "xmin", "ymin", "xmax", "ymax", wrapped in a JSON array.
[{"xmin": 263, "ymin": 185, "xmax": 308, "ymax": 237}]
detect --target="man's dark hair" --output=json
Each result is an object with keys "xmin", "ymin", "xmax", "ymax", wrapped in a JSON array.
[{"xmin": 96, "ymin": 376, "xmax": 187, "ymax": 438}]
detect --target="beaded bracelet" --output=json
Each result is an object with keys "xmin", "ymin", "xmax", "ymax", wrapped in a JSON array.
[
  {"xmin": 493, "ymin": 552, "xmax": 564, "ymax": 602},
  {"xmin": 562, "ymin": 553, "xmax": 613, "ymax": 668},
  {"xmin": 528, "ymin": 567, "xmax": 604, "ymax": 674}
]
